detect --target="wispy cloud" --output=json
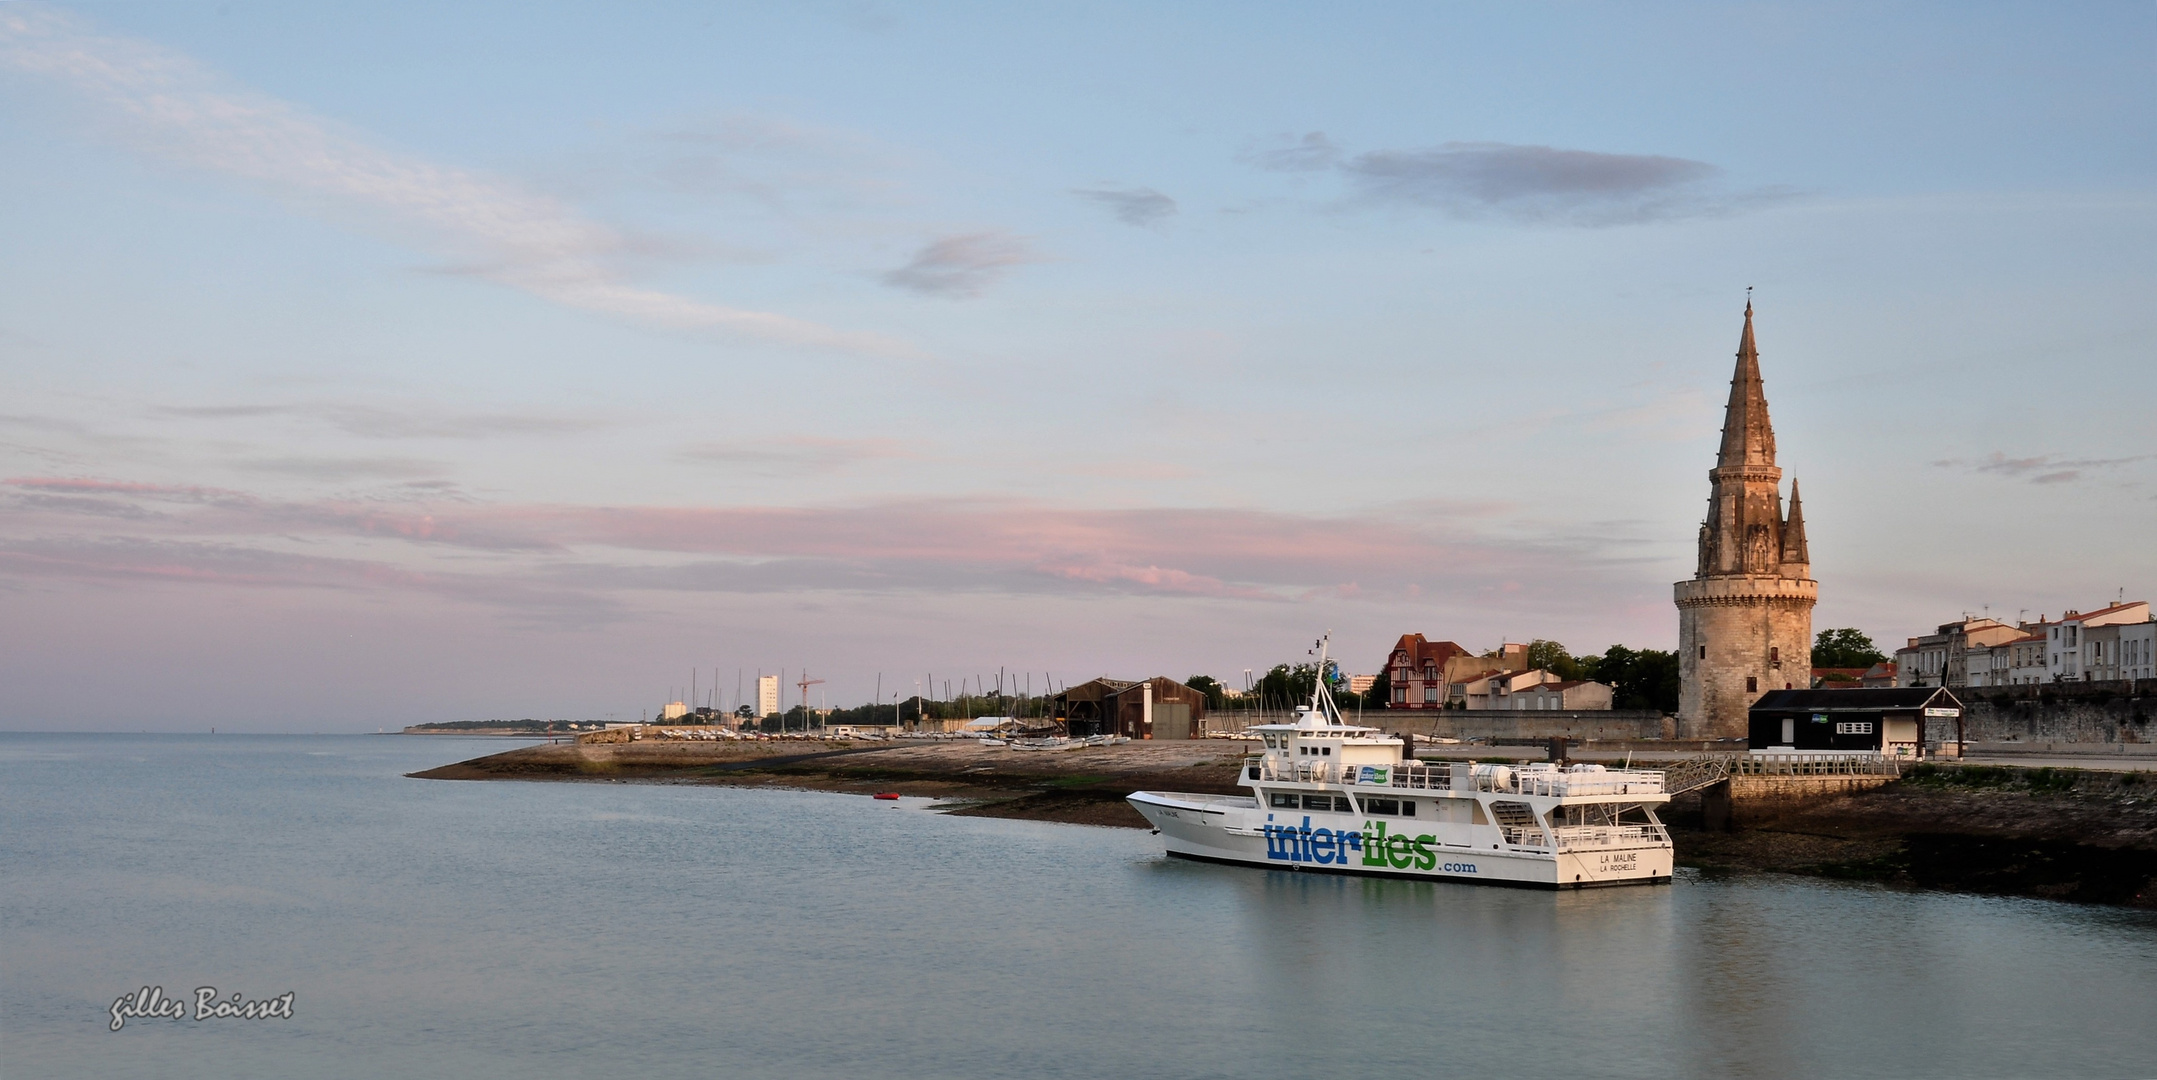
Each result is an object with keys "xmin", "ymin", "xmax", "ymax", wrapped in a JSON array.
[
  {"xmin": 675, "ymin": 436, "xmax": 916, "ymax": 476},
  {"xmin": 1072, "ymin": 185, "xmax": 1177, "ymax": 228},
  {"xmin": 1934, "ymin": 451, "xmax": 2151, "ymax": 485},
  {"xmin": 1241, "ymin": 132, "xmax": 1785, "ymax": 225},
  {"xmin": 1240, "ymin": 132, "xmax": 1343, "ymax": 173},
  {"xmin": 1, "ymin": 475, "xmax": 1643, "ymax": 614},
  {"xmin": 2, "ymin": 476, "xmax": 558, "ymax": 551},
  {"xmin": 0, "ymin": 536, "xmax": 624, "ymax": 624},
  {"xmin": 1344, "ymin": 142, "xmax": 1715, "ymax": 221},
  {"xmin": 155, "ymin": 402, "xmax": 610, "ymax": 440},
  {"xmin": 234, "ymin": 455, "xmax": 448, "ymax": 481},
  {"xmin": 881, "ymin": 231, "xmax": 1043, "ymax": 297},
  {"xmin": 0, "ymin": 8, "xmax": 910, "ymax": 355}
]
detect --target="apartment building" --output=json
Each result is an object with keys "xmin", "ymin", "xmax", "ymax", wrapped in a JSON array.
[
  {"xmin": 1896, "ymin": 601, "xmax": 2150, "ymax": 686},
  {"xmin": 2045, "ymin": 602, "xmax": 2149, "ymax": 681}
]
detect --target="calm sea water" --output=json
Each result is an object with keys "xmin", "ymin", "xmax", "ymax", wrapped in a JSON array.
[{"xmin": 4, "ymin": 732, "xmax": 2155, "ymax": 1080}]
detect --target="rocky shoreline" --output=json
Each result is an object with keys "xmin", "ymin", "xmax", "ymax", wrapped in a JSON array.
[
  {"xmin": 412, "ymin": 742, "xmax": 2157, "ymax": 907},
  {"xmin": 1669, "ymin": 764, "xmax": 2157, "ymax": 906}
]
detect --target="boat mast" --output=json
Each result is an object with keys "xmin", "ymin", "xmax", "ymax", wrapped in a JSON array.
[{"xmin": 1309, "ymin": 631, "xmax": 1342, "ymax": 725}]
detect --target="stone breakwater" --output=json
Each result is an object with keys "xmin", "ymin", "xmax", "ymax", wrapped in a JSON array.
[
  {"xmin": 410, "ymin": 740, "xmax": 1250, "ymax": 827},
  {"xmin": 412, "ymin": 743, "xmax": 2157, "ymax": 906}
]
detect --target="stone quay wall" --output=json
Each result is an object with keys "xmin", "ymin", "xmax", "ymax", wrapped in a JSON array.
[
  {"xmin": 1699, "ymin": 773, "xmax": 1901, "ymax": 831},
  {"xmin": 1947, "ymin": 680, "xmax": 2156, "ymax": 747},
  {"xmin": 1392, "ymin": 709, "xmax": 1672, "ymax": 743}
]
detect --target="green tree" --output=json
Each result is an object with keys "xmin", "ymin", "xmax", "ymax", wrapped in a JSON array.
[
  {"xmin": 1525, "ymin": 639, "xmax": 1587, "ymax": 681},
  {"xmin": 1184, "ymin": 675, "xmax": 1227, "ymax": 711},
  {"xmin": 1813, "ymin": 628, "xmax": 1886, "ymax": 668},
  {"xmin": 1580, "ymin": 645, "xmax": 1681, "ymax": 713},
  {"xmin": 1250, "ymin": 661, "xmax": 1343, "ymax": 710},
  {"xmin": 1362, "ymin": 669, "xmax": 1392, "ymax": 710}
]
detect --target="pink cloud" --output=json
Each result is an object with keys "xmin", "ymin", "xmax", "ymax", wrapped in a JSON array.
[
  {"xmin": 1034, "ymin": 560, "xmax": 1266, "ymax": 599},
  {"xmin": 6, "ymin": 475, "xmax": 237, "ymax": 498},
  {"xmin": 1, "ymin": 476, "xmax": 1649, "ymax": 615}
]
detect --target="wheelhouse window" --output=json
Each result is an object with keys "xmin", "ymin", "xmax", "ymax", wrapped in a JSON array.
[
  {"xmin": 1302, "ymin": 794, "xmax": 1348, "ymax": 811},
  {"xmin": 1269, "ymin": 793, "xmax": 1299, "ymax": 808}
]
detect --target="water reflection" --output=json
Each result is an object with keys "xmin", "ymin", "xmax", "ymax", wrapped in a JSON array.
[{"xmin": 3, "ymin": 733, "xmax": 2153, "ymax": 1080}]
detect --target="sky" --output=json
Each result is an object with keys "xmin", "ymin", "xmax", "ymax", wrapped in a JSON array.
[{"xmin": 1, "ymin": 2, "xmax": 2152, "ymax": 730}]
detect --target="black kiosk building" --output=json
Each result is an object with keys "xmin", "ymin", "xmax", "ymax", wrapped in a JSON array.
[{"xmin": 1747, "ymin": 687, "xmax": 1964, "ymax": 758}]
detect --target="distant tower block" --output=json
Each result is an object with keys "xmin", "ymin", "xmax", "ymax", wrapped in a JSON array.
[
  {"xmin": 1675, "ymin": 301, "xmax": 1816, "ymax": 740},
  {"xmin": 756, "ymin": 674, "xmax": 781, "ymax": 717}
]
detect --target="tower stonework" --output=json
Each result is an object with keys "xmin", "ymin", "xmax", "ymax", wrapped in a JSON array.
[{"xmin": 1675, "ymin": 303, "xmax": 1816, "ymax": 740}]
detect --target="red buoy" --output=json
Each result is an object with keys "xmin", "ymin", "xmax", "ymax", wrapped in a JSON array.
[{"xmin": 872, "ymin": 792, "xmax": 901, "ymax": 800}]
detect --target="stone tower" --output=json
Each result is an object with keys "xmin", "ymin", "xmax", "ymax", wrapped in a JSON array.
[{"xmin": 1675, "ymin": 302, "xmax": 1816, "ymax": 739}]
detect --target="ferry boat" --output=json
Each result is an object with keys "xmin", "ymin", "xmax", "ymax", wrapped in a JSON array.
[{"xmin": 1127, "ymin": 635, "xmax": 1674, "ymax": 889}]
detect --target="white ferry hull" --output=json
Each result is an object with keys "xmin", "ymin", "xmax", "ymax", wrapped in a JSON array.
[{"xmin": 1130, "ymin": 791, "xmax": 1672, "ymax": 890}]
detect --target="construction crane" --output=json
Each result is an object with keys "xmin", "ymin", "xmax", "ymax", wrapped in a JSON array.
[{"xmin": 796, "ymin": 671, "xmax": 825, "ymax": 733}]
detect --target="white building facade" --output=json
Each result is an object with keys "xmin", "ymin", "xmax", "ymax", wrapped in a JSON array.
[
  {"xmin": 1896, "ymin": 601, "xmax": 2151, "ymax": 687},
  {"xmin": 2046, "ymin": 602, "xmax": 2149, "ymax": 682}
]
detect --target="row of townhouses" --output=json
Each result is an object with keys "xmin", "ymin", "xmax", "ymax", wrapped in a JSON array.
[
  {"xmin": 1379, "ymin": 634, "xmax": 1617, "ymax": 711},
  {"xmin": 1895, "ymin": 600, "xmax": 2155, "ymax": 687}
]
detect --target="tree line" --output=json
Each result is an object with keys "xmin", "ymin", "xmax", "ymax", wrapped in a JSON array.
[
  {"xmin": 1184, "ymin": 627, "xmax": 1885, "ymax": 717},
  {"xmin": 720, "ymin": 627, "xmax": 1889, "ymax": 728}
]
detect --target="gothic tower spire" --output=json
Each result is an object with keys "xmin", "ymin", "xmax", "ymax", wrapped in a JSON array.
[{"xmin": 1717, "ymin": 299, "xmax": 1776, "ymax": 469}]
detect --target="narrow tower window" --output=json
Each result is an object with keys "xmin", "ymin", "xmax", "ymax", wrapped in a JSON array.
[
  {"xmin": 1746, "ymin": 676, "xmax": 1758, "ymax": 693},
  {"xmin": 1770, "ymin": 647, "xmax": 1781, "ymax": 668}
]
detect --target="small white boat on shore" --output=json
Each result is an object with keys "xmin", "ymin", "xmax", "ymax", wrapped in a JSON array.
[{"xmin": 1127, "ymin": 634, "xmax": 1674, "ymax": 889}]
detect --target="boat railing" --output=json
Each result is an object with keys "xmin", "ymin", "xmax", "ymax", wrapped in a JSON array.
[
  {"xmin": 1548, "ymin": 824, "xmax": 1665, "ymax": 851},
  {"xmin": 1384, "ymin": 763, "xmax": 1456, "ymax": 790},
  {"xmin": 1496, "ymin": 768, "xmax": 1667, "ymax": 797},
  {"xmin": 1252, "ymin": 758, "xmax": 1669, "ymax": 797}
]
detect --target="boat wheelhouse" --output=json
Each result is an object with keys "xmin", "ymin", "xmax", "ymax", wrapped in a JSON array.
[{"xmin": 1127, "ymin": 635, "xmax": 1673, "ymax": 889}]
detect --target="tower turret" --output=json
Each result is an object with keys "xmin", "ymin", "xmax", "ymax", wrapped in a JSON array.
[{"xmin": 1781, "ymin": 480, "xmax": 1810, "ymax": 574}]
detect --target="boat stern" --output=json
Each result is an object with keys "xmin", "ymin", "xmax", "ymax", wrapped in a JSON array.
[{"xmin": 1553, "ymin": 845, "xmax": 1674, "ymax": 887}]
